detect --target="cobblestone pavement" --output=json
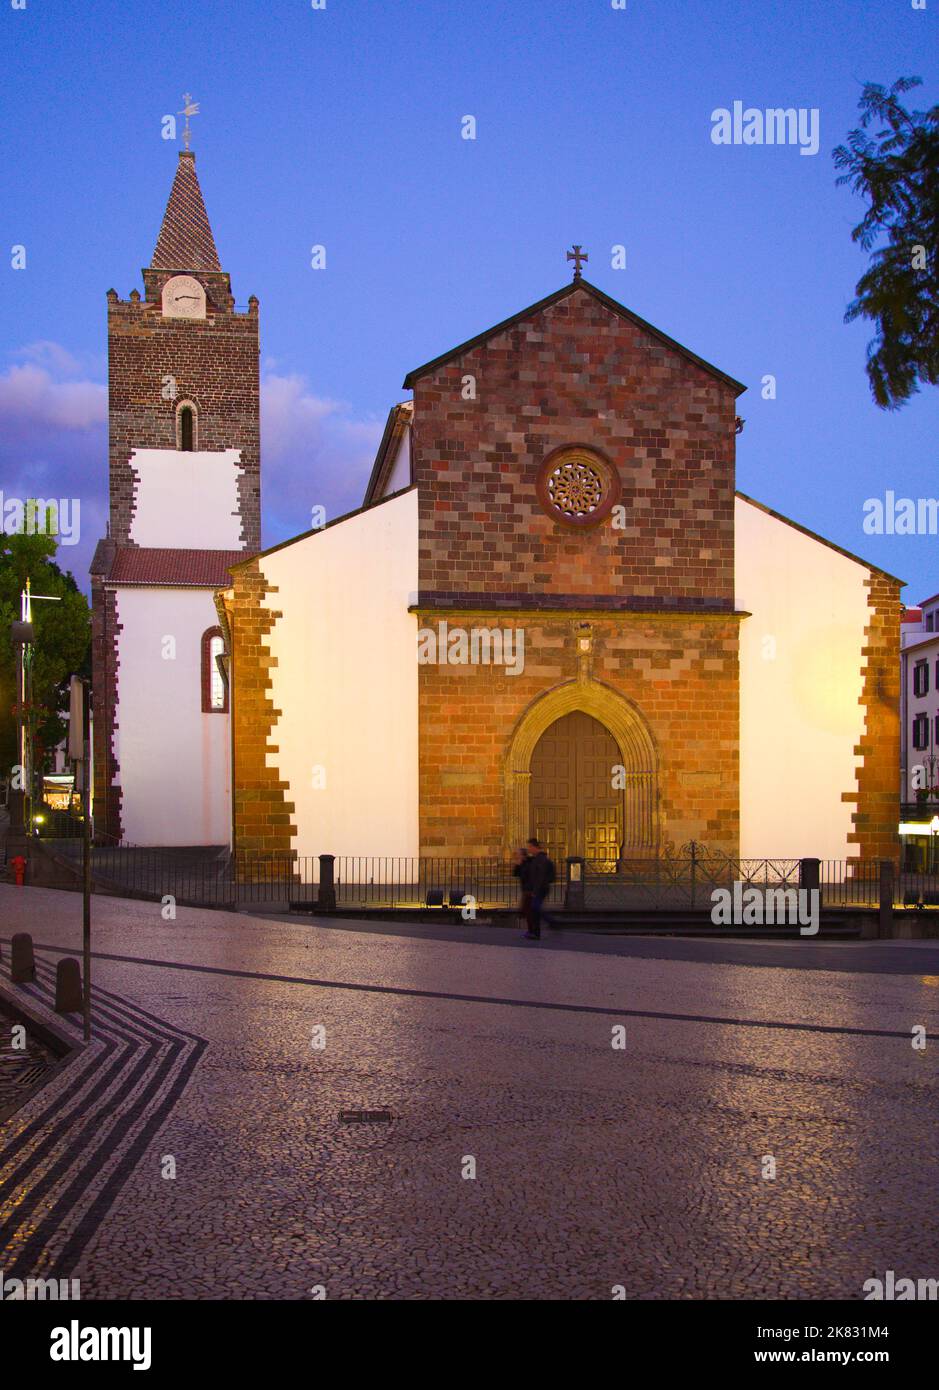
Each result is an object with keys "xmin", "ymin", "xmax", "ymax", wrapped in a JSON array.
[
  {"xmin": 1, "ymin": 883, "xmax": 937, "ymax": 1300},
  {"xmin": 0, "ymin": 1001, "xmax": 58, "ymax": 1121}
]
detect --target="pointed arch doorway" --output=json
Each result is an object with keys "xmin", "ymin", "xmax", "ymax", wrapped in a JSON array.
[
  {"xmin": 531, "ymin": 711, "xmax": 622, "ymax": 864},
  {"xmin": 504, "ymin": 680, "xmax": 658, "ymax": 865}
]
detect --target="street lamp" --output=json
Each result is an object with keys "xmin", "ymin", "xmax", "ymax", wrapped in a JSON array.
[
  {"xmin": 9, "ymin": 617, "xmax": 34, "ymax": 843},
  {"xmin": 929, "ymin": 815, "xmax": 939, "ymax": 874},
  {"xmin": 15, "ymin": 579, "xmax": 61, "ymax": 836}
]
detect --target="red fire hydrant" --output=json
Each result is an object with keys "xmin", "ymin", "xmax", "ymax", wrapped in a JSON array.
[{"xmin": 10, "ymin": 855, "xmax": 26, "ymax": 887}]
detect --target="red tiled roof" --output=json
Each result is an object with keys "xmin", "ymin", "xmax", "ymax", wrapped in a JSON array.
[
  {"xmin": 151, "ymin": 152, "xmax": 222, "ymax": 271},
  {"xmin": 107, "ymin": 548, "xmax": 251, "ymax": 587}
]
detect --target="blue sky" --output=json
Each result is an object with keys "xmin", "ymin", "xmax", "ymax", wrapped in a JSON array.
[{"xmin": 2, "ymin": 0, "xmax": 937, "ymax": 600}]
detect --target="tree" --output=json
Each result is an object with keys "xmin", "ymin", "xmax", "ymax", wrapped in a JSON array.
[
  {"xmin": 833, "ymin": 76, "xmax": 939, "ymax": 409},
  {"xmin": 0, "ymin": 523, "xmax": 91, "ymax": 782}
]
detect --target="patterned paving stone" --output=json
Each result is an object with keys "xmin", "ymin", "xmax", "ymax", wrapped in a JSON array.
[
  {"xmin": 0, "ymin": 1004, "xmax": 58, "ymax": 1120},
  {"xmin": 0, "ymin": 960, "xmax": 205, "ymax": 1283},
  {"xmin": 1, "ymin": 884, "xmax": 938, "ymax": 1300}
]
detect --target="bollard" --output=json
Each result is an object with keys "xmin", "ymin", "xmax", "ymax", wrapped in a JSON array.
[
  {"xmin": 565, "ymin": 856, "xmax": 585, "ymax": 910},
  {"xmin": 799, "ymin": 857, "xmax": 822, "ymax": 909},
  {"xmin": 10, "ymin": 932, "xmax": 35, "ymax": 984},
  {"xmin": 54, "ymin": 957, "xmax": 83, "ymax": 1014},
  {"xmin": 316, "ymin": 854, "xmax": 337, "ymax": 910},
  {"xmin": 10, "ymin": 854, "xmax": 26, "ymax": 887},
  {"xmin": 879, "ymin": 860, "xmax": 894, "ymax": 939}
]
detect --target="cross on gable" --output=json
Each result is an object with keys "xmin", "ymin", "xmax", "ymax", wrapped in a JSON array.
[{"xmin": 566, "ymin": 245, "xmax": 588, "ymax": 279}]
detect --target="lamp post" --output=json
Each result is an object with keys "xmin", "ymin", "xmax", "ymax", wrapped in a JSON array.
[
  {"xmin": 930, "ymin": 815, "xmax": 939, "ymax": 875},
  {"xmin": 9, "ymin": 616, "xmax": 34, "ymax": 856},
  {"xmin": 18, "ymin": 579, "xmax": 61, "ymax": 835},
  {"xmin": 68, "ymin": 674, "xmax": 92, "ymax": 1042}
]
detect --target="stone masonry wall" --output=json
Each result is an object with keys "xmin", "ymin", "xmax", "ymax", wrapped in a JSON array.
[
  {"xmin": 411, "ymin": 284, "xmax": 741, "ymax": 609},
  {"xmin": 107, "ymin": 289, "xmax": 260, "ymax": 551},
  {"xmin": 90, "ymin": 577, "xmax": 122, "ymax": 842},
  {"xmin": 417, "ymin": 610, "xmax": 741, "ymax": 857},
  {"xmin": 848, "ymin": 571, "xmax": 902, "ymax": 862},
  {"xmin": 224, "ymin": 562, "xmax": 296, "ymax": 865}
]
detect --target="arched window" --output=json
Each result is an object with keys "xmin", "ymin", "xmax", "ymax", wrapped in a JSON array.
[
  {"xmin": 201, "ymin": 627, "xmax": 228, "ymax": 713},
  {"xmin": 176, "ymin": 401, "xmax": 197, "ymax": 451}
]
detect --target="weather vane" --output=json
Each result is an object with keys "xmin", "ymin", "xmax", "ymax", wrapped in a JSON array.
[
  {"xmin": 567, "ymin": 245, "xmax": 588, "ymax": 280},
  {"xmin": 178, "ymin": 93, "xmax": 200, "ymax": 151}
]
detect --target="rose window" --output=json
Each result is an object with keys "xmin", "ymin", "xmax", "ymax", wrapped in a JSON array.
[{"xmin": 536, "ymin": 446, "xmax": 620, "ymax": 527}]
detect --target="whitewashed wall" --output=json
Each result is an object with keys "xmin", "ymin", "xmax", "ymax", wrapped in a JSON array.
[
  {"xmin": 261, "ymin": 490, "xmax": 419, "ymax": 859},
  {"xmin": 736, "ymin": 496, "xmax": 870, "ymax": 859},
  {"xmin": 113, "ymin": 586, "xmax": 231, "ymax": 846},
  {"xmin": 383, "ymin": 427, "xmax": 411, "ymax": 496},
  {"xmin": 129, "ymin": 448, "xmax": 244, "ymax": 548}
]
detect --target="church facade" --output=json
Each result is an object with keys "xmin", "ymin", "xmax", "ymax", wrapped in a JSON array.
[
  {"xmin": 220, "ymin": 280, "xmax": 901, "ymax": 867},
  {"xmin": 90, "ymin": 150, "xmax": 901, "ymax": 865}
]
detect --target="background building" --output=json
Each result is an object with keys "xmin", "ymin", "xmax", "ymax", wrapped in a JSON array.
[{"xmin": 899, "ymin": 596, "xmax": 939, "ymax": 868}]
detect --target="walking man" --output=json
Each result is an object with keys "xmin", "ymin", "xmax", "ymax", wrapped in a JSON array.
[
  {"xmin": 522, "ymin": 837, "xmax": 555, "ymax": 940},
  {"xmin": 511, "ymin": 846, "xmax": 533, "ymax": 936}
]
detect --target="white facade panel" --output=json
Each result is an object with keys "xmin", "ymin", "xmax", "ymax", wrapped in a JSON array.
[
  {"xmin": 384, "ymin": 428, "xmax": 411, "ymax": 495},
  {"xmin": 261, "ymin": 491, "xmax": 419, "ymax": 859},
  {"xmin": 735, "ymin": 497, "xmax": 871, "ymax": 860},
  {"xmin": 114, "ymin": 586, "xmax": 231, "ymax": 846},
  {"xmin": 128, "ymin": 448, "xmax": 244, "ymax": 548}
]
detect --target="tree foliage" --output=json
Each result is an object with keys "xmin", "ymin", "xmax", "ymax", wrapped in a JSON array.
[
  {"xmin": 833, "ymin": 76, "xmax": 939, "ymax": 409},
  {"xmin": 0, "ymin": 527, "xmax": 91, "ymax": 776}
]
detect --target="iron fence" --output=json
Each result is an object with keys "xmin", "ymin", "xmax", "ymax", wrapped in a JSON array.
[
  {"xmin": 331, "ymin": 856, "xmax": 539, "ymax": 910},
  {"xmin": 819, "ymin": 859, "xmax": 881, "ymax": 907},
  {"xmin": 896, "ymin": 868, "xmax": 939, "ymax": 909},
  {"xmin": 582, "ymin": 852, "xmax": 805, "ymax": 911},
  {"xmin": 25, "ymin": 831, "xmax": 939, "ymax": 918}
]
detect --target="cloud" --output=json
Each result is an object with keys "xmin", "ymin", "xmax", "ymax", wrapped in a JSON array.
[
  {"xmin": 0, "ymin": 361, "xmax": 107, "ymax": 433},
  {"xmin": 261, "ymin": 371, "xmax": 384, "ymax": 539},
  {"xmin": 15, "ymin": 340, "xmax": 105, "ymax": 379},
  {"xmin": 0, "ymin": 342, "xmax": 387, "ymax": 590},
  {"xmin": 0, "ymin": 345, "xmax": 108, "ymax": 591}
]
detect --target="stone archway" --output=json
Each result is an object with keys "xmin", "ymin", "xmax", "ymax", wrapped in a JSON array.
[{"xmin": 503, "ymin": 679, "xmax": 659, "ymax": 858}]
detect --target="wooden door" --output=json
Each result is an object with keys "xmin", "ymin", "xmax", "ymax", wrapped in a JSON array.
[{"xmin": 530, "ymin": 711, "xmax": 622, "ymax": 864}]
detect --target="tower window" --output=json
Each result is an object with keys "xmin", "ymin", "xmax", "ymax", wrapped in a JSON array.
[
  {"xmin": 176, "ymin": 401, "xmax": 198, "ymax": 451},
  {"xmin": 201, "ymin": 627, "xmax": 228, "ymax": 713}
]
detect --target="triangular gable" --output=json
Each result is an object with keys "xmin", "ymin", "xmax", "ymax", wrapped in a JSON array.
[
  {"xmin": 363, "ymin": 401, "xmax": 413, "ymax": 505},
  {"xmin": 402, "ymin": 278, "xmax": 746, "ymax": 395}
]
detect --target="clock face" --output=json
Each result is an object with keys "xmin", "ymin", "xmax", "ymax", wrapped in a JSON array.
[{"xmin": 161, "ymin": 274, "xmax": 206, "ymax": 319}]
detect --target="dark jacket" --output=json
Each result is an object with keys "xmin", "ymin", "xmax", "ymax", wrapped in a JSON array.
[
  {"xmin": 526, "ymin": 851, "xmax": 555, "ymax": 898},
  {"xmin": 512, "ymin": 857, "xmax": 535, "ymax": 892}
]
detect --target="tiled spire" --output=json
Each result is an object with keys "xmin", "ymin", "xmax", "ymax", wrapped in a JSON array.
[{"xmin": 151, "ymin": 151, "xmax": 222, "ymax": 271}]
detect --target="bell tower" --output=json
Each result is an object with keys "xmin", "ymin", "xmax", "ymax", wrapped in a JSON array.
[
  {"xmin": 105, "ymin": 147, "xmax": 260, "ymax": 550},
  {"xmin": 90, "ymin": 141, "xmax": 260, "ymax": 845}
]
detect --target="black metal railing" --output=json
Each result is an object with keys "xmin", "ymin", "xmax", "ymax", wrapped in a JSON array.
[
  {"xmin": 27, "ymin": 832, "xmax": 938, "ymax": 918},
  {"xmin": 333, "ymin": 856, "xmax": 543, "ymax": 910}
]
